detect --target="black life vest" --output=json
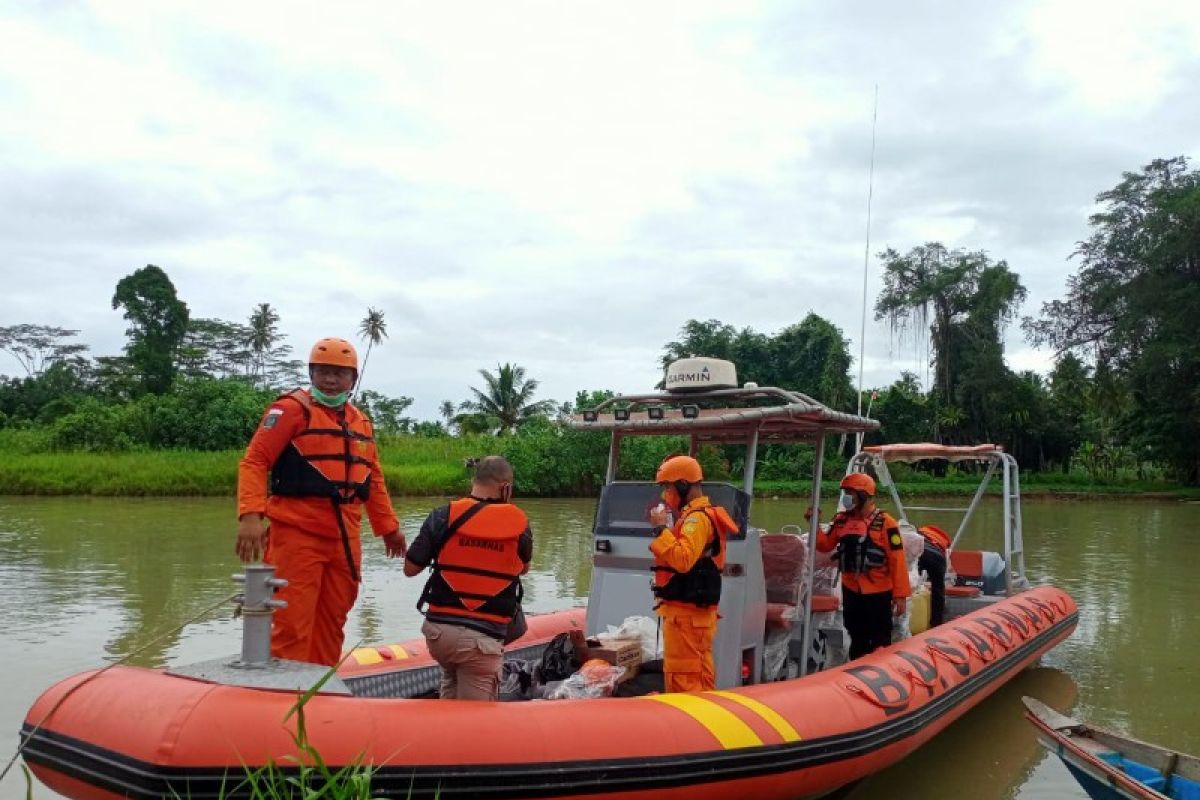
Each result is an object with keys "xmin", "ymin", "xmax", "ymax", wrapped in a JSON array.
[
  {"xmin": 652, "ymin": 506, "xmax": 737, "ymax": 608},
  {"xmin": 834, "ymin": 510, "xmax": 889, "ymax": 574}
]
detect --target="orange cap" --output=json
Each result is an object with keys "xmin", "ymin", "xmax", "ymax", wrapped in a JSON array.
[
  {"xmin": 309, "ymin": 337, "xmax": 358, "ymax": 370},
  {"xmin": 656, "ymin": 455, "xmax": 703, "ymax": 484},
  {"xmin": 839, "ymin": 472, "xmax": 876, "ymax": 496}
]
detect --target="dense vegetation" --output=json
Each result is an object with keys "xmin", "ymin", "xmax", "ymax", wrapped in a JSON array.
[{"xmin": 2, "ymin": 156, "xmax": 1197, "ymax": 493}]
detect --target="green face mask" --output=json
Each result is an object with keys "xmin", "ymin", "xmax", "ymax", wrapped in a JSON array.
[{"xmin": 310, "ymin": 385, "xmax": 349, "ymax": 407}]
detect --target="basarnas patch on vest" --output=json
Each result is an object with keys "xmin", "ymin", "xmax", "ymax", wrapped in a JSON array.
[
  {"xmin": 263, "ymin": 408, "xmax": 284, "ymax": 429},
  {"xmin": 889, "ymin": 531, "xmax": 903, "ymax": 549}
]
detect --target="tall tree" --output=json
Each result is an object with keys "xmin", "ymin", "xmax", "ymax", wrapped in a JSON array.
[
  {"xmin": 875, "ymin": 243, "xmax": 1026, "ymax": 404},
  {"xmin": 769, "ymin": 314, "xmax": 855, "ymax": 408},
  {"xmin": 875, "ymin": 243, "xmax": 1026, "ymax": 442},
  {"xmin": 659, "ymin": 315, "xmax": 855, "ymax": 404},
  {"xmin": 357, "ymin": 307, "xmax": 388, "ymax": 392},
  {"xmin": 1026, "ymin": 156, "xmax": 1200, "ymax": 481},
  {"xmin": 111, "ymin": 265, "xmax": 189, "ymax": 394},
  {"xmin": 460, "ymin": 363, "xmax": 555, "ymax": 435},
  {"xmin": 0, "ymin": 324, "xmax": 89, "ymax": 377},
  {"xmin": 247, "ymin": 303, "xmax": 281, "ymax": 387},
  {"xmin": 178, "ymin": 318, "xmax": 252, "ymax": 380},
  {"xmin": 438, "ymin": 399, "xmax": 458, "ymax": 435}
]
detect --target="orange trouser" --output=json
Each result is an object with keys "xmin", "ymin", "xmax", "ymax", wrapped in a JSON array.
[
  {"xmin": 660, "ymin": 607, "xmax": 718, "ymax": 693},
  {"xmin": 265, "ymin": 520, "xmax": 361, "ymax": 666}
]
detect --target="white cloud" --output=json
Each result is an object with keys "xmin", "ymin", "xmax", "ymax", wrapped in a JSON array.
[{"xmin": 1, "ymin": 0, "xmax": 1197, "ymax": 419}]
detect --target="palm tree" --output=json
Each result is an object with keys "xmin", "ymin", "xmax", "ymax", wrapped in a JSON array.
[
  {"xmin": 356, "ymin": 307, "xmax": 388, "ymax": 392},
  {"xmin": 247, "ymin": 303, "xmax": 280, "ymax": 388},
  {"xmin": 459, "ymin": 363, "xmax": 556, "ymax": 435},
  {"xmin": 438, "ymin": 400, "xmax": 458, "ymax": 435}
]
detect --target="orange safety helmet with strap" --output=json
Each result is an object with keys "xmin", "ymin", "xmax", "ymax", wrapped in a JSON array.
[
  {"xmin": 420, "ymin": 498, "xmax": 527, "ymax": 626},
  {"xmin": 309, "ymin": 337, "xmax": 359, "ymax": 372},
  {"xmin": 840, "ymin": 472, "xmax": 877, "ymax": 496}
]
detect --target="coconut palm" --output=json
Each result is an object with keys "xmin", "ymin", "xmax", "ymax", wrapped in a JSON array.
[
  {"xmin": 356, "ymin": 307, "xmax": 388, "ymax": 392},
  {"xmin": 459, "ymin": 363, "xmax": 555, "ymax": 435},
  {"xmin": 247, "ymin": 303, "xmax": 280, "ymax": 388},
  {"xmin": 438, "ymin": 400, "xmax": 458, "ymax": 435}
]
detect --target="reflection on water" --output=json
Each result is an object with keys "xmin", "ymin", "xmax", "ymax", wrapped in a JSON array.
[{"xmin": 2, "ymin": 494, "xmax": 1198, "ymax": 800}]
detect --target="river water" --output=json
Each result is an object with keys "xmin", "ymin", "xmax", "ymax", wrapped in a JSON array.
[{"xmin": 1, "ymin": 495, "xmax": 1196, "ymax": 799}]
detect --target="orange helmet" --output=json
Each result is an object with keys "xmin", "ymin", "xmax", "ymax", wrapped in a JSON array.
[
  {"xmin": 839, "ymin": 472, "xmax": 876, "ymax": 496},
  {"xmin": 656, "ymin": 455, "xmax": 703, "ymax": 484},
  {"xmin": 309, "ymin": 337, "xmax": 358, "ymax": 371}
]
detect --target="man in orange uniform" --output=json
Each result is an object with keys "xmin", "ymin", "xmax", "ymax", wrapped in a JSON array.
[
  {"xmin": 236, "ymin": 337, "xmax": 406, "ymax": 666},
  {"xmin": 816, "ymin": 473, "xmax": 910, "ymax": 660},
  {"xmin": 649, "ymin": 455, "xmax": 739, "ymax": 692},
  {"xmin": 404, "ymin": 456, "xmax": 532, "ymax": 701},
  {"xmin": 917, "ymin": 523, "xmax": 951, "ymax": 626}
]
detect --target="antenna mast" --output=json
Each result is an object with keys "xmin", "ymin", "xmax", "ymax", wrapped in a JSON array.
[{"xmin": 855, "ymin": 85, "xmax": 879, "ymax": 452}]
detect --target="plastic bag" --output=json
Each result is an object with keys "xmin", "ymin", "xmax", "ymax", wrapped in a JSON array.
[
  {"xmin": 499, "ymin": 659, "xmax": 535, "ymax": 700},
  {"xmin": 898, "ymin": 522, "xmax": 925, "ymax": 568},
  {"xmin": 536, "ymin": 632, "xmax": 581, "ymax": 684},
  {"xmin": 546, "ymin": 660, "xmax": 626, "ymax": 699},
  {"xmin": 761, "ymin": 626, "xmax": 792, "ymax": 681},
  {"xmin": 600, "ymin": 615, "xmax": 662, "ymax": 662}
]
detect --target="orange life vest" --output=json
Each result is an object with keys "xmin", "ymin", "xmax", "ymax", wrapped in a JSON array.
[
  {"xmin": 421, "ymin": 498, "xmax": 527, "ymax": 626},
  {"xmin": 269, "ymin": 389, "xmax": 377, "ymax": 503},
  {"xmin": 652, "ymin": 504, "xmax": 738, "ymax": 608},
  {"xmin": 918, "ymin": 524, "xmax": 951, "ymax": 553}
]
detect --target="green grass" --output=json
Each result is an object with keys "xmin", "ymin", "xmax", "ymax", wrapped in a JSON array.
[{"xmin": 1, "ymin": 429, "xmax": 1196, "ymax": 499}]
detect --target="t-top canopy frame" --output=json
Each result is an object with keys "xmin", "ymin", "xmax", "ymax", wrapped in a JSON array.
[
  {"xmin": 849, "ymin": 443, "xmax": 1027, "ymax": 596},
  {"xmin": 570, "ymin": 384, "xmax": 878, "ymax": 677}
]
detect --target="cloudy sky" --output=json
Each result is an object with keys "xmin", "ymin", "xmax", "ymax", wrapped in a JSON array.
[{"xmin": 2, "ymin": 0, "xmax": 1198, "ymax": 419}]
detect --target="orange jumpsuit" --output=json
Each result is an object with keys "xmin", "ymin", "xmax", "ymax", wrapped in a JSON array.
[
  {"xmin": 238, "ymin": 390, "xmax": 399, "ymax": 666},
  {"xmin": 649, "ymin": 497, "xmax": 732, "ymax": 693}
]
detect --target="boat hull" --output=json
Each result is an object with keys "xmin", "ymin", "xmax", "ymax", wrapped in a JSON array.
[
  {"xmin": 1024, "ymin": 696, "xmax": 1196, "ymax": 800},
  {"xmin": 23, "ymin": 587, "xmax": 1077, "ymax": 800}
]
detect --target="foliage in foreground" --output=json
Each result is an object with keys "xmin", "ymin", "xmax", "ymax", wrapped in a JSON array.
[{"xmin": 210, "ymin": 664, "xmax": 385, "ymax": 799}]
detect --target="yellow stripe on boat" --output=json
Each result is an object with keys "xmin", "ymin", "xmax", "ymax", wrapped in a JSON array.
[
  {"xmin": 709, "ymin": 691, "xmax": 802, "ymax": 742},
  {"xmin": 643, "ymin": 694, "xmax": 763, "ymax": 749},
  {"xmin": 350, "ymin": 647, "xmax": 382, "ymax": 666},
  {"xmin": 389, "ymin": 645, "xmax": 409, "ymax": 659}
]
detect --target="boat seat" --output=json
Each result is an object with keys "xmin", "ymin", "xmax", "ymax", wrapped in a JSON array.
[
  {"xmin": 950, "ymin": 549, "xmax": 986, "ymax": 592},
  {"xmin": 761, "ymin": 533, "xmax": 839, "ymax": 628}
]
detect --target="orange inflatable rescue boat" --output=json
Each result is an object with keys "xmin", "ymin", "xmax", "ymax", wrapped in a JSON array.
[{"xmin": 20, "ymin": 358, "xmax": 1077, "ymax": 799}]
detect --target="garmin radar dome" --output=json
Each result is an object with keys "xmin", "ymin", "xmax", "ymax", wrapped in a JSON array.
[{"xmin": 664, "ymin": 357, "xmax": 738, "ymax": 393}]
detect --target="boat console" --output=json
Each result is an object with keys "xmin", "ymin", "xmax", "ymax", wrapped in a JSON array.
[{"xmin": 586, "ymin": 480, "xmax": 766, "ymax": 687}]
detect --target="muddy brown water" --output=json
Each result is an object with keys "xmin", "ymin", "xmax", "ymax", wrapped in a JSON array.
[{"xmin": 2, "ymin": 495, "xmax": 1196, "ymax": 799}]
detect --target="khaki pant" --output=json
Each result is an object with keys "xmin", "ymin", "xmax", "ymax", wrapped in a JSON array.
[{"xmin": 422, "ymin": 620, "xmax": 504, "ymax": 700}]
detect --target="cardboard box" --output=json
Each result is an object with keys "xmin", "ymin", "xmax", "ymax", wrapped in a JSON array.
[{"xmin": 587, "ymin": 638, "xmax": 641, "ymax": 682}]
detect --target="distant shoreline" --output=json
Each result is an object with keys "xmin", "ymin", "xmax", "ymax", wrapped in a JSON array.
[{"xmin": 1, "ymin": 449, "xmax": 1195, "ymax": 500}]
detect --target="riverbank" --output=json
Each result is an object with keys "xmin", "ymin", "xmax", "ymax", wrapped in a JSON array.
[{"xmin": 1, "ymin": 444, "xmax": 1195, "ymax": 499}]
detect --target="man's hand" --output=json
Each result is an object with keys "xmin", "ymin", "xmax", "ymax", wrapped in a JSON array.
[
  {"xmin": 804, "ymin": 505, "xmax": 820, "ymax": 522},
  {"xmin": 892, "ymin": 596, "xmax": 908, "ymax": 617},
  {"xmin": 649, "ymin": 504, "xmax": 672, "ymax": 528},
  {"xmin": 236, "ymin": 514, "xmax": 268, "ymax": 563},
  {"xmin": 382, "ymin": 530, "xmax": 407, "ymax": 559}
]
